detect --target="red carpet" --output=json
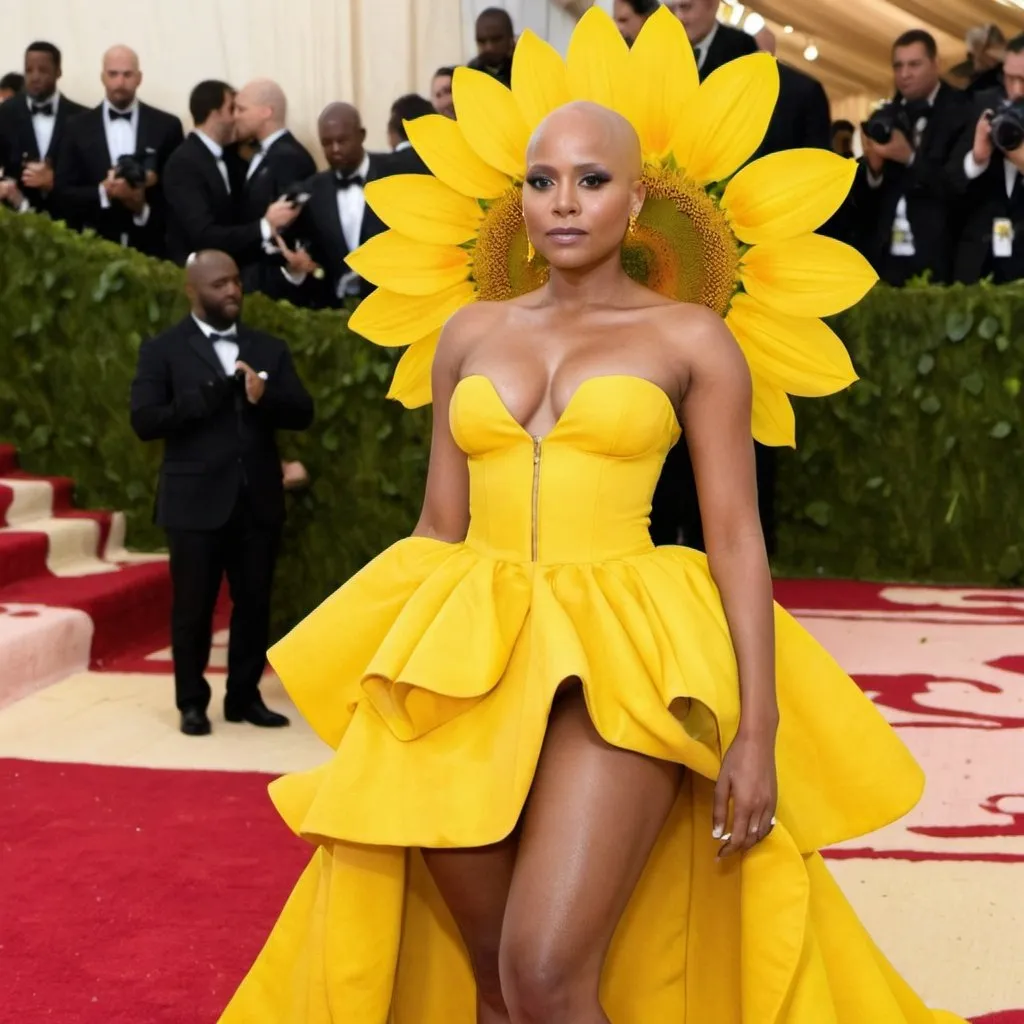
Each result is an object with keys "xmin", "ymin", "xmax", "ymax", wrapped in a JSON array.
[
  {"xmin": 1, "ymin": 758, "xmax": 307, "ymax": 1023},
  {"xmin": 1, "ymin": 755, "xmax": 1018, "ymax": 1022}
]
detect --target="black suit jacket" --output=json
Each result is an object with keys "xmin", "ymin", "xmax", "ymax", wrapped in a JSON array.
[
  {"xmin": 0, "ymin": 91, "xmax": 87, "ymax": 217},
  {"xmin": 129, "ymin": 316, "xmax": 314, "ymax": 531},
  {"xmin": 851, "ymin": 81, "xmax": 972, "ymax": 285},
  {"xmin": 755, "ymin": 62, "xmax": 831, "ymax": 157},
  {"xmin": 55, "ymin": 101, "xmax": 184, "ymax": 255},
  {"xmin": 237, "ymin": 130, "xmax": 317, "ymax": 297},
  {"xmin": 287, "ymin": 153, "xmax": 393, "ymax": 306},
  {"xmin": 698, "ymin": 23, "xmax": 758, "ymax": 79},
  {"xmin": 163, "ymin": 132, "xmax": 260, "ymax": 266},
  {"xmin": 387, "ymin": 144, "xmax": 430, "ymax": 176},
  {"xmin": 950, "ymin": 88, "xmax": 1024, "ymax": 284}
]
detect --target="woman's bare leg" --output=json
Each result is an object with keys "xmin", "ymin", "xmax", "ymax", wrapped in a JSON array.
[
  {"xmin": 421, "ymin": 835, "xmax": 518, "ymax": 1023},
  {"xmin": 499, "ymin": 689, "xmax": 682, "ymax": 1024}
]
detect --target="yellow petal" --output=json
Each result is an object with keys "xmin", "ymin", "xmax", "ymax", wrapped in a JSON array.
[
  {"xmin": 349, "ymin": 282, "xmax": 476, "ymax": 347},
  {"xmin": 566, "ymin": 7, "xmax": 630, "ymax": 116},
  {"xmin": 512, "ymin": 30, "xmax": 570, "ymax": 131},
  {"xmin": 727, "ymin": 293, "xmax": 857, "ymax": 398},
  {"xmin": 626, "ymin": 7, "xmax": 699, "ymax": 158},
  {"xmin": 404, "ymin": 115, "xmax": 510, "ymax": 199},
  {"xmin": 387, "ymin": 332, "xmax": 440, "ymax": 408},
  {"xmin": 453, "ymin": 67, "xmax": 530, "ymax": 180},
  {"xmin": 751, "ymin": 377, "xmax": 796, "ymax": 447},
  {"xmin": 672, "ymin": 53, "xmax": 779, "ymax": 185},
  {"xmin": 722, "ymin": 149, "xmax": 857, "ymax": 244},
  {"xmin": 740, "ymin": 235, "xmax": 878, "ymax": 318},
  {"xmin": 346, "ymin": 231, "xmax": 470, "ymax": 297},
  {"xmin": 365, "ymin": 175, "xmax": 482, "ymax": 245}
]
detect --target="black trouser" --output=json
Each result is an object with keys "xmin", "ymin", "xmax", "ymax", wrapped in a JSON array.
[
  {"xmin": 650, "ymin": 441, "xmax": 777, "ymax": 556},
  {"xmin": 166, "ymin": 490, "xmax": 281, "ymax": 712}
]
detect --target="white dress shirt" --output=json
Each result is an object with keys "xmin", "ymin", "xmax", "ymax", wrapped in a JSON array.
[
  {"xmin": 247, "ymin": 127, "xmax": 289, "ymax": 181},
  {"xmin": 195, "ymin": 129, "xmax": 231, "ymax": 193},
  {"xmin": 28, "ymin": 91, "xmax": 59, "ymax": 159},
  {"xmin": 99, "ymin": 98, "xmax": 150, "ymax": 228},
  {"xmin": 692, "ymin": 22, "xmax": 719, "ymax": 74},
  {"xmin": 335, "ymin": 153, "xmax": 371, "ymax": 296},
  {"xmin": 192, "ymin": 315, "xmax": 239, "ymax": 376}
]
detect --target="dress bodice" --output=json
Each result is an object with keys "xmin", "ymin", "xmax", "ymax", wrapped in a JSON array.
[{"xmin": 449, "ymin": 374, "xmax": 682, "ymax": 564}]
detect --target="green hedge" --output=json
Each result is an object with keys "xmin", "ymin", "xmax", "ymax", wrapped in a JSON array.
[
  {"xmin": 0, "ymin": 210, "xmax": 429, "ymax": 635},
  {"xmin": 776, "ymin": 279, "xmax": 1024, "ymax": 585},
  {"xmin": 2, "ymin": 210, "xmax": 1022, "ymax": 644}
]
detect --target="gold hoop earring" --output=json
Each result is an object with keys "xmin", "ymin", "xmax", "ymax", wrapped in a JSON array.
[
  {"xmin": 628, "ymin": 210, "xmax": 639, "ymax": 236},
  {"xmin": 526, "ymin": 233, "xmax": 535, "ymax": 263}
]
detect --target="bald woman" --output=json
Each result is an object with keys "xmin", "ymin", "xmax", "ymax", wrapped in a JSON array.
[{"xmin": 55, "ymin": 44, "xmax": 183, "ymax": 255}]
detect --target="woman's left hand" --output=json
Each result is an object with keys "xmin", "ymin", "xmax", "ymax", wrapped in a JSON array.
[{"xmin": 713, "ymin": 729, "xmax": 778, "ymax": 858}]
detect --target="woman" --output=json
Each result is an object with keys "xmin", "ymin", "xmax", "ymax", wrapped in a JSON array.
[
  {"xmin": 613, "ymin": 0, "xmax": 660, "ymax": 45},
  {"xmin": 218, "ymin": 96, "xmax": 968, "ymax": 1024}
]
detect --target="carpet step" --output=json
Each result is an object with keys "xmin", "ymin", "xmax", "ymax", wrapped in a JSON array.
[{"xmin": 0, "ymin": 444, "xmax": 171, "ymax": 702}]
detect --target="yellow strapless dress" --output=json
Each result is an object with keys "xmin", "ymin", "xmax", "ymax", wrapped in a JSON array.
[{"xmin": 219, "ymin": 374, "xmax": 966, "ymax": 1023}]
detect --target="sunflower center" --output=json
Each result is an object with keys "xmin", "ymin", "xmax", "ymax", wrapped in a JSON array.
[
  {"xmin": 470, "ymin": 169, "xmax": 739, "ymax": 313},
  {"xmin": 623, "ymin": 166, "xmax": 739, "ymax": 315}
]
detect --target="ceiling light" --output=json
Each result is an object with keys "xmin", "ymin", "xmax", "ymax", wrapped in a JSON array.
[
  {"xmin": 804, "ymin": 43, "xmax": 819, "ymax": 61},
  {"xmin": 728, "ymin": 3, "xmax": 745, "ymax": 25},
  {"xmin": 744, "ymin": 12, "xmax": 766, "ymax": 34},
  {"xmin": 784, "ymin": 24, "xmax": 794, "ymax": 33}
]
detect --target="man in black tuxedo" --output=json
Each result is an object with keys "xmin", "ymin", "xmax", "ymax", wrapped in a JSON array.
[
  {"xmin": 670, "ymin": 0, "xmax": 757, "ymax": 79},
  {"xmin": 55, "ymin": 45, "xmax": 182, "ymax": 255},
  {"xmin": 952, "ymin": 34, "xmax": 1024, "ymax": 284},
  {"xmin": 386, "ymin": 94, "xmax": 434, "ymax": 175},
  {"xmin": 275, "ymin": 102, "xmax": 392, "ymax": 305},
  {"xmin": 232, "ymin": 78, "xmax": 316, "ymax": 299},
  {"xmin": 0, "ymin": 73, "xmax": 24, "ymax": 103},
  {"xmin": 163, "ymin": 80, "xmax": 300, "ymax": 267},
  {"xmin": 468, "ymin": 8, "xmax": 516, "ymax": 88},
  {"xmin": 130, "ymin": 250, "xmax": 313, "ymax": 736},
  {"xmin": 852, "ymin": 30, "xmax": 971, "ymax": 287},
  {"xmin": 0, "ymin": 41, "xmax": 86, "ymax": 219}
]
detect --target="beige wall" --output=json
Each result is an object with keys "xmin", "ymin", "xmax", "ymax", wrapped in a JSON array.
[{"xmin": 0, "ymin": 0, "xmax": 465, "ymax": 158}]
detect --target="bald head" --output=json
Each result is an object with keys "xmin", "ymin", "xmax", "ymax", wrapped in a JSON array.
[
  {"xmin": 101, "ymin": 45, "xmax": 142, "ymax": 109},
  {"xmin": 528, "ymin": 101, "xmax": 642, "ymax": 180},
  {"xmin": 235, "ymin": 78, "xmax": 287, "ymax": 142},
  {"xmin": 755, "ymin": 26, "xmax": 776, "ymax": 55},
  {"xmin": 185, "ymin": 251, "xmax": 242, "ymax": 327},
  {"xmin": 318, "ymin": 101, "xmax": 367, "ymax": 173}
]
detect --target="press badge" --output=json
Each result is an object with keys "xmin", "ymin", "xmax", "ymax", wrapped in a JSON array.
[
  {"xmin": 890, "ymin": 197, "xmax": 916, "ymax": 257},
  {"xmin": 993, "ymin": 218, "xmax": 1014, "ymax": 259}
]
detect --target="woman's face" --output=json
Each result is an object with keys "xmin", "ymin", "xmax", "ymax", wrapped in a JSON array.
[
  {"xmin": 613, "ymin": 0, "xmax": 648, "ymax": 45},
  {"xmin": 523, "ymin": 104, "xmax": 644, "ymax": 273}
]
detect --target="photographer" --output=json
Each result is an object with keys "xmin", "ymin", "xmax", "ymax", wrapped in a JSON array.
[
  {"xmin": 130, "ymin": 250, "xmax": 313, "ymax": 737},
  {"xmin": 853, "ymin": 30, "xmax": 971, "ymax": 286},
  {"xmin": 55, "ymin": 45, "xmax": 182, "ymax": 256},
  {"xmin": 953, "ymin": 33, "xmax": 1024, "ymax": 284}
]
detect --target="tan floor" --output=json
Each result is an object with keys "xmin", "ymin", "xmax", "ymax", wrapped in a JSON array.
[{"xmin": 1, "ymin": 660, "xmax": 1020, "ymax": 1018}]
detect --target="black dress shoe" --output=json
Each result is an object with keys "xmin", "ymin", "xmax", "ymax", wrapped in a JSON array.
[
  {"xmin": 180, "ymin": 707, "xmax": 212, "ymax": 736},
  {"xmin": 224, "ymin": 697, "xmax": 290, "ymax": 728}
]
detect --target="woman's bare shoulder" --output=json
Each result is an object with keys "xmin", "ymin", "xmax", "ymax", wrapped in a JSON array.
[
  {"xmin": 435, "ymin": 302, "xmax": 508, "ymax": 369},
  {"xmin": 646, "ymin": 302, "xmax": 748, "ymax": 379}
]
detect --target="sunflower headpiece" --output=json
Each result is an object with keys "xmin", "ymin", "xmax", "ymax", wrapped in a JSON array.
[{"xmin": 347, "ymin": 7, "xmax": 877, "ymax": 446}]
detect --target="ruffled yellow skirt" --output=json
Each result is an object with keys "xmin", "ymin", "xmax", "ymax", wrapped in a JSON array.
[{"xmin": 219, "ymin": 538, "xmax": 967, "ymax": 1023}]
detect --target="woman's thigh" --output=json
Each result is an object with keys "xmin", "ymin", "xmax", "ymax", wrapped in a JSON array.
[{"xmin": 501, "ymin": 688, "xmax": 682, "ymax": 1002}]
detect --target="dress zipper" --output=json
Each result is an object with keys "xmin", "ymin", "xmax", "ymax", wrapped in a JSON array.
[{"xmin": 531, "ymin": 436, "xmax": 542, "ymax": 562}]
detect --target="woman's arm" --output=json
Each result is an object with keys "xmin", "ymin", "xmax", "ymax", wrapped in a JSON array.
[
  {"xmin": 411, "ymin": 320, "xmax": 472, "ymax": 544},
  {"xmin": 676, "ymin": 307, "xmax": 778, "ymax": 858}
]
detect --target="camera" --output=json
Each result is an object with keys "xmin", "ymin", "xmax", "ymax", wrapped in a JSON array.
[
  {"xmin": 860, "ymin": 102, "xmax": 915, "ymax": 146},
  {"xmin": 113, "ymin": 147, "xmax": 157, "ymax": 188},
  {"xmin": 990, "ymin": 100, "xmax": 1024, "ymax": 153},
  {"xmin": 281, "ymin": 183, "xmax": 311, "ymax": 208}
]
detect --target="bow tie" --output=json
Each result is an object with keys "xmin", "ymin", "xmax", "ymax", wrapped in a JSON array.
[
  {"xmin": 208, "ymin": 332, "xmax": 237, "ymax": 342},
  {"xmin": 31, "ymin": 101, "xmax": 54, "ymax": 117},
  {"xmin": 335, "ymin": 173, "xmax": 364, "ymax": 190},
  {"xmin": 108, "ymin": 107, "xmax": 133, "ymax": 122}
]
